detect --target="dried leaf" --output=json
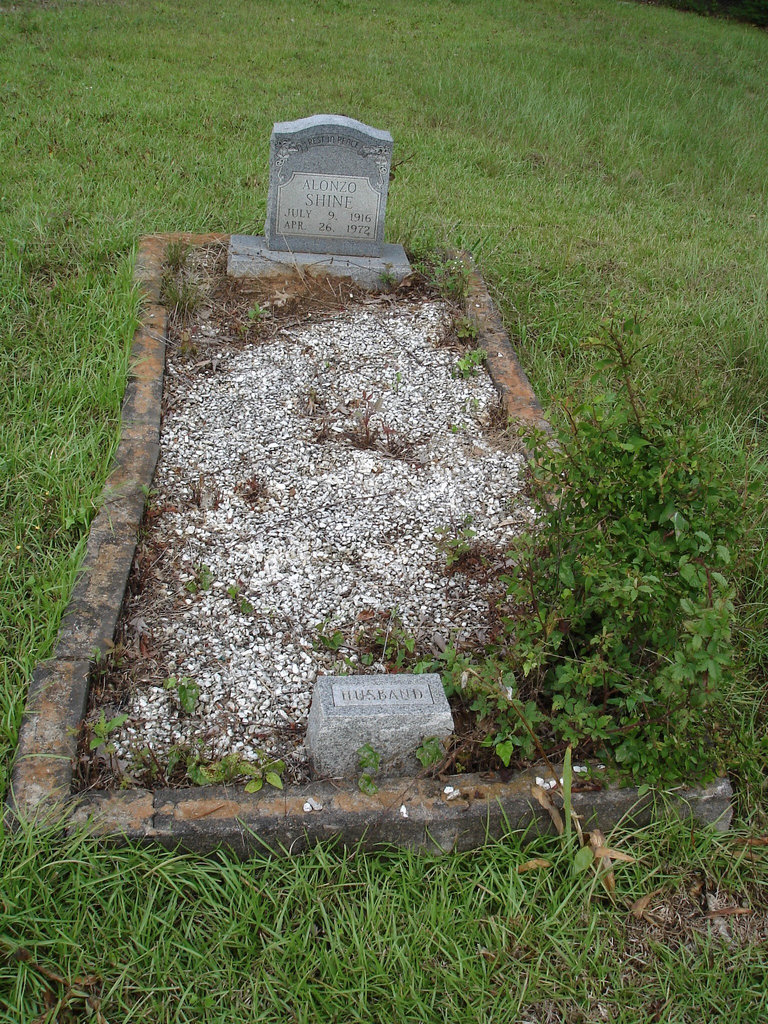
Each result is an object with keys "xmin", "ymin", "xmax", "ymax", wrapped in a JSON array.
[
  {"xmin": 630, "ymin": 890, "xmax": 663, "ymax": 918},
  {"xmin": 530, "ymin": 784, "xmax": 564, "ymax": 835},
  {"xmin": 630, "ymin": 894, "xmax": 652, "ymax": 917},
  {"xmin": 704, "ymin": 906, "xmax": 752, "ymax": 919},
  {"xmin": 517, "ymin": 858, "xmax": 552, "ymax": 873},
  {"xmin": 593, "ymin": 846, "xmax": 635, "ymax": 863},
  {"xmin": 589, "ymin": 829, "xmax": 615, "ymax": 895}
]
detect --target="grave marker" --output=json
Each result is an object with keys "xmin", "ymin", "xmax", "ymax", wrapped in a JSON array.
[
  {"xmin": 228, "ymin": 114, "xmax": 411, "ymax": 289},
  {"xmin": 306, "ymin": 673, "xmax": 454, "ymax": 779},
  {"xmin": 265, "ymin": 114, "xmax": 392, "ymax": 257}
]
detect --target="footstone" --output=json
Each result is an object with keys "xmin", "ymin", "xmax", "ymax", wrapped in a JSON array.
[
  {"xmin": 227, "ymin": 234, "xmax": 412, "ymax": 290},
  {"xmin": 306, "ymin": 674, "xmax": 454, "ymax": 779}
]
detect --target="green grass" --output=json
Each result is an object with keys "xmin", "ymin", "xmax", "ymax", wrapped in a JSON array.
[
  {"xmin": 1, "ymin": 0, "xmax": 767, "ymax": 1017},
  {"xmin": 1, "ymin": 815, "xmax": 766, "ymax": 1022}
]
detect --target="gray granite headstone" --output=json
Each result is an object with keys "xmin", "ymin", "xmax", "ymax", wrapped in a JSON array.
[
  {"xmin": 306, "ymin": 673, "xmax": 454, "ymax": 779},
  {"xmin": 265, "ymin": 114, "xmax": 393, "ymax": 258},
  {"xmin": 227, "ymin": 114, "xmax": 411, "ymax": 289}
]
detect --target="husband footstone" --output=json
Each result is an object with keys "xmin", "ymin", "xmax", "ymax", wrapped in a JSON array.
[
  {"xmin": 306, "ymin": 673, "xmax": 454, "ymax": 779},
  {"xmin": 228, "ymin": 114, "xmax": 411, "ymax": 289}
]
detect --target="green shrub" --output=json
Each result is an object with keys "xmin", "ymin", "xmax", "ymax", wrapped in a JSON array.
[{"xmin": 444, "ymin": 321, "xmax": 747, "ymax": 784}]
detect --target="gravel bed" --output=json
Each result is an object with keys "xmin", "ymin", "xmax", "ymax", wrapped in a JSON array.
[{"xmin": 112, "ymin": 291, "xmax": 529, "ymax": 781}]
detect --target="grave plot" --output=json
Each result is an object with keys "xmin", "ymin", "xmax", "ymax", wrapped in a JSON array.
[
  {"xmin": 11, "ymin": 110, "xmax": 732, "ymax": 846},
  {"xmin": 80, "ymin": 251, "xmax": 534, "ymax": 789},
  {"xmin": 11, "ymin": 233, "xmax": 731, "ymax": 851}
]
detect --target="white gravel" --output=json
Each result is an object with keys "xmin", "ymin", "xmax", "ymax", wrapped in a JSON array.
[{"xmin": 115, "ymin": 295, "xmax": 528, "ymax": 778}]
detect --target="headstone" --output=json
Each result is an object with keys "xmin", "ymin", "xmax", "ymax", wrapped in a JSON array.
[
  {"xmin": 265, "ymin": 114, "xmax": 392, "ymax": 258},
  {"xmin": 306, "ymin": 673, "xmax": 454, "ymax": 779},
  {"xmin": 227, "ymin": 114, "xmax": 412, "ymax": 290}
]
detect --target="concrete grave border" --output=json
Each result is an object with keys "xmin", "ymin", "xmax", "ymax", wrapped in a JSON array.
[{"xmin": 6, "ymin": 233, "xmax": 733, "ymax": 853}]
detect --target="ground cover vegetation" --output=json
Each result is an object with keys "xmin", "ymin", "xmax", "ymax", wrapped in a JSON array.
[{"xmin": 1, "ymin": 0, "xmax": 767, "ymax": 1019}]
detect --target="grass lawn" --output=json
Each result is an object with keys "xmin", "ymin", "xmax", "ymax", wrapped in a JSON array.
[{"xmin": 1, "ymin": 0, "xmax": 766, "ymax": 1019}]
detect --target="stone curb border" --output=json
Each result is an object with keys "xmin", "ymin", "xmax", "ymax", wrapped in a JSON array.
[{"xmin": 6, "ymin": 233, "xmax": 733, "ymax": 852}]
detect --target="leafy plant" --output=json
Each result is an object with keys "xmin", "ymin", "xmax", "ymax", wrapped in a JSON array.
[
  {"xmin": 185, "ymin": 563, "xmax": 214, "ymax": 594},
  {"xmin": 415, "ymin": 736, "xmax": 444, "ymax": 768},
  {"xmin": 434, "ymin": 514, "xmax": 477, "ymax": 568},
  {"xmin": 497, "ymin": 320, "xmax": 746, "ymax": 783},
  {"xmin": 454, "ymin": 316, "xmax": 478, "ymax": 343},
  {"xmin": 243, "ymin": 758, "xmax": 285, "ymax": 794},
  {"xmin": 354, "ymin": 607, "xmax": 418, "ymax": 671},
  {"xmin": 438, "ymin": 648, "xmax": 548, "ymax": 766},
  {"xmin": 164, "ymin": 675, "xmax": 200, "ymax": 714},
  {"xmin": 227, "ymin": 584, "xmax": 254, "ymax": 616},
  {"xmin": 357, "ymin": 742, "xmax": 380, "ymax": 795},
  {"xmin": 314, "ymin": 619, "xmax": 346, "ymax": 652},
  {"xmin": 413, "ymin": 254, "xmax": 469, "ymax": 302},
  {"xmin": 88, "ymin": 710, "xmax": 128, "ymax": 753},
  {"xmin": 379, "ymin": 267, "xmax": 397, "ymax": 289},
  {"xmin": 185, "ymin": 750, "xmax": 284, "ymax": 792},
  {"xmin": 453, "ymin": 347, "xmax": 486, "ymax": 379}
]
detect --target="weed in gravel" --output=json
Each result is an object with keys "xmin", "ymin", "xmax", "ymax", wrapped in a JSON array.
[
  {"xmin": 435, "ymin": 514, "xmax": 478, "ymax": 568},
  {"xmin": 161, "ymin": 271, "xmax": 202, "ymax": 321},
  {"xmin": 345, "ymin": 391, "xmax": 385, "ymax": 449},
  {"xmin": 164, "ymin": 240, "xmax": 190, "ymax": 275},
  {"xmin": 226, "ymin": 584, "xmax": 255, "ymax": 616},
  {"xmin": 234, "ymin": 474, "xmax": 269, "ymax": 507},
  {"xmin": 354, "ymin": 607, "xmax": 421, "ymax": 671},
  {"xmin": 184, "ymin": 563, "xmax": 214, "ymax": 594},
  {"xmin": 87, "ymin": 709, "xmax": 128, "ymax": 755},
  {"xmin": 163, "ymin": 675, "xmax": 199, "ymax": 715},
  {"xmin": 314, "ymin": 620, "xmax": 346, "ymax": 653},
  {"xmin": 413, "ymin": 254, "xmax": 470, "ymax": 302},
  {"xmin": 190, "ymin": 471, "xmax": 221, "ymax": 510},
  {"xmin": 80, "ymin": 709, "xmax": 130, "ymax": 783},
  {"xmin": 302, "ymin": 385, "xmax": 328, "ymax": 416},
  {"xmin": 341, "ymin": 393, "xmax": 422, "ymax": 462},
  {"xmin": 454, "ymin": 315, "xmax": 479, "ymax": 344},
  {"xmin": 453, "ymin": 347, "xmax": 487, "ymax": 379}
]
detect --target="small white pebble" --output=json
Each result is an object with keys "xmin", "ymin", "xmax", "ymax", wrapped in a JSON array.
[
  {"xmin": 573, "ymin": 765, "xmax": 588, "ymax": 774},
  {"xmin": 535, "ymin": 776, "xmax": 545, "ymax": 786},
  {"xmin": 307, "ymin": 796, "xmax": 323, "ymax": 811},
  {"xmin": 303, "ymin": 802, "xmax": 313, "ymax": 813},
  {"xmin": 446, "ymin": 788, "xmax": 461, "ymax": 801},
  {"xmin": 399, "ymin": 804, "xmax": 409, "ymax": 819},
  {"xmin": 443, "ymin": 785, "xmax": 454, "ymax": 795}
]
